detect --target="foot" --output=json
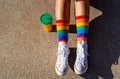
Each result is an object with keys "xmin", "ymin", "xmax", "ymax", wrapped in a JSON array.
[
  {"xmin": 74, "ymin": 40, "xmax": 88, "ymax": 75},
  {"xmin": 55, "ymin": 42, "xmax": 70, "ymax": 76}
]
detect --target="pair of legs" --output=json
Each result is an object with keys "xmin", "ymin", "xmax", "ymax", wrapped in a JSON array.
[
  {"xmin": 56, "ymin": 0, "xmax": 89, "ymax": 42},
  {"xmin": 55, "ymin": 0, "xmax": 89, "ymax": 76}
]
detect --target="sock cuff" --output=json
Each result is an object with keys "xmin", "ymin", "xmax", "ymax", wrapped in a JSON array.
[
  {"xmin": 76, "ymin": 15, "xmax": 89, "ymax": 20},
  {"xmin": 56, "ymin": 20, "xmax": 69, "ymax": 26},
  {"xmin": 76, "ymin": 15, "xmax": 89, "ymax": 26},
  {"xmin": 56, "ymin": 20, "xmax": 69, "ymax": 23}
]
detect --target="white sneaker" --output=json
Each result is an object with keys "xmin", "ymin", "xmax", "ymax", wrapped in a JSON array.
[
  {"xmin": 55, "ymin": 42, "xmax": 70, "ymax": 76},
  {"xmin": 74, "ymin": 40, "xmax": 88, "ymax": 75}
]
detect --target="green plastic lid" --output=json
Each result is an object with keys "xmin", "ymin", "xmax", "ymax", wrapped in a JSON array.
[{"xmin": 40, "ymin": 13, "xmax": 53, "ymax": 25}]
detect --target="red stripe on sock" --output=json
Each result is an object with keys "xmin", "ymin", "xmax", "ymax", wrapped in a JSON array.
[
  {"xmin": 56, "ymin": 20, "xmax": 69, "ymax": 23},
  {"xmin": 76, "ymin": 15, "xmax": 89, "ymax": 20}
]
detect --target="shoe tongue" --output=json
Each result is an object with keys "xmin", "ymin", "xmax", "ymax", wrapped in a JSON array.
[
  {"xmin": 59, "ymin": 42, "xmax": 67, "ymax": 46},
  {"xmin": 77, "ymin": 41, "xmax": 88, "ymax": 56},
  {"xmin": 79, "ymin": 41, "xmax": 88, "ymax": 48},
  {"xmin": 80, "ymin": 40, "xmax": 85, "ymax": 45}
]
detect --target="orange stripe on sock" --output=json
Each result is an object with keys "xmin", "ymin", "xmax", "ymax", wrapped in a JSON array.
[
  {"xmin": 77, "ymin": 37, "xmax": 87, "ymax": 42},
  {"xmin": 76, "ymin": 19, "xmax": 89, "ymax": 23}
]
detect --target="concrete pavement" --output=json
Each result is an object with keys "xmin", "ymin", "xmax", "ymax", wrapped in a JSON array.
[{"xmin": 0, "ymin": 0, "xmax": 120, "ymax": 79}]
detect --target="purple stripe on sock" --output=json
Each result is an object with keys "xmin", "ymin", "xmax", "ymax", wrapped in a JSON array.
[
  {"xmin": 77, "ymin": 33, "xmax": 88, "ymax": 38},
  {"xmin": 58, "ymin": 36, "xmax": 68, "ymax": 41}
]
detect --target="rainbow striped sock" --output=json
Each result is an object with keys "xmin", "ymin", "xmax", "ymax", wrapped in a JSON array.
[
  {"xmin": 56, "ymin": 20, "xmax": 69, "ymax": 42},
  {"xmin": 76, "ymin": 15, "xmax": 89, "ymax": 42}
]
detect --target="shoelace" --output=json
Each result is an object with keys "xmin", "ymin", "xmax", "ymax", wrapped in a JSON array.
[
  {"xmin": 58, "ymin": 44, "xmax": 69, "ymax": 66},
  {"xmin": 77, "ymin": 42, "xmax": 88, "ymax": 67}
]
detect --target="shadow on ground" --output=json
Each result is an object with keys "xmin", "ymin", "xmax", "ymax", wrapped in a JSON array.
[
  {"xmin": 51, "ymin": 25, "xmax": 76, "ymax": 33},
  {"xmin": 52, "ymin": 1, "xmax": 120, "ymax": 78},
  {"xmin": 68, "ymin": 0, "xmax": 120, "ymax": 79}
]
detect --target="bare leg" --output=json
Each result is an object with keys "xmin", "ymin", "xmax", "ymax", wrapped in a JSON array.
[
  {"xmin": 74, "ymin": 0, "xmax": 89, "ymax": 75},
  {"xmin": 75, "ymin": 0, "xmax": 89, "ymax": 16},
  {"xmin": 75, "ymin": 0, "xmax": 89, "ymax": 41},
  {"xmin": 55, "ymin": 0, "xmax": 71, "ymax": 43},
  {"xmin": 55, "ymin": 0, "xmax": 71, "ymax": 76},
  {"xmin": 55, "ymin": 0, "xmax": 70, "ymax": 20}
]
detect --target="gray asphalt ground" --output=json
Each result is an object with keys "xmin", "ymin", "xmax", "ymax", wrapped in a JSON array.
[{"xmin": 0, "ymin": 0, "xmax": 120, "ymax": 79}]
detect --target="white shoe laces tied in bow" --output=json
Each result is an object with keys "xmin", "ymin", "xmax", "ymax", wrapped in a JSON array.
[
  {"xmin": 57, "ymin": 43, "xmax": 70, "ymax": 66},
  {"xmin": 77, "ymin": 41, "xmax": 88, "ymax": 67}
]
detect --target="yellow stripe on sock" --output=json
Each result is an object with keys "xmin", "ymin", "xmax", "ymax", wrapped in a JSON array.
[
  {"xmin": 57, "ymin": 25, "xmax": 69, "ymax": 30},
  {"xmin": 76, "ymin": 22, "xmax": 89, "ymax": 26}
]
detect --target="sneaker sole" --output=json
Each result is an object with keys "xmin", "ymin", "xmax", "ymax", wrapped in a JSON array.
[
  {"xmin": 55, "ymin": 65, "xmax": 68, "ymax": 76},
  {"xmin": 74, "ymin": 63, "xmax": 88, "ymax": 75}
]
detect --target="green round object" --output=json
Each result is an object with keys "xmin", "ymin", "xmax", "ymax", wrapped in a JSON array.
[{"xmin": 40, "ymin": 13, "xmax": 53, "ymax": 25}]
